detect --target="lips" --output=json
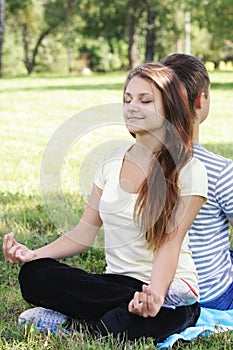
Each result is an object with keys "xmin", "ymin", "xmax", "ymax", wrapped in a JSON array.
[{"xmin": 127, "ymin": 116, "xmax": 144, "ymax": 121}]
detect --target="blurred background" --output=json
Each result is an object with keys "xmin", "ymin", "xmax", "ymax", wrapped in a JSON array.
[{"xmin": 0, "ymin": 0, "xmax": 232, "ymax": 76}]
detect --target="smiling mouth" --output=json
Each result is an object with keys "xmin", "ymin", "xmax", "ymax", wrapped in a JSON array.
[{"xmin": 127, "ymin": 116, "xmax": 144, "ymax": 121}]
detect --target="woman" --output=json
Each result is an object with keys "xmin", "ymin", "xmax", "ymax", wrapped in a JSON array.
[{"xmin": 3, "ymin": 62, "xmax": 207, "ymax": 343}]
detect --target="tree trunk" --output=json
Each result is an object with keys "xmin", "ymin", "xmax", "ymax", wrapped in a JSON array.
[
  {"xmin": 145, "ymin": 7, "xmax": 156, "ymax": 62},
  {"xmin": 0, "ymin": 0, "xmax": 5, "ymax": 76},
  {"xmin": 127, "ymin": 0, "xmax": 140, "ymax": 69},
  {"xmin": 185, "ymin": 11, "xmax": 191, "ymax": 54},
  {"xmin": 22, "ymin": 23, "xmax": 33, "ymax": 74},
  {"xmin": 22, "ymin": 22, "xmax": 58, "ymax": 74}
]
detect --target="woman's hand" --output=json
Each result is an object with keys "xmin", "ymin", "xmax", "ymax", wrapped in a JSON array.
[
  {"xmin": 2, "ymin": 232, "xmax": 36, "ymax": 264},
  {"xmin": 128, "ymin": 284, "xmax": 163, "ymax": 318}
]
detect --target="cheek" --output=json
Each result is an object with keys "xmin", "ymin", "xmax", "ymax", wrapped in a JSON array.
[{"xmin": 123, "ymin": 104, "xmax": 128, "ymax": 119}]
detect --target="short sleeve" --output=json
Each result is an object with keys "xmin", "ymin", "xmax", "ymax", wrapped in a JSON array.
[{"xmin": 178, "ymin": 158, "xmax": 208, "ymax": 200}]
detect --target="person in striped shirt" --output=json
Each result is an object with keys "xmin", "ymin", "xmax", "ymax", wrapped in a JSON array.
[{"xmin": 161, "ymin": 53, "xmax": 233, "ymax": 310}]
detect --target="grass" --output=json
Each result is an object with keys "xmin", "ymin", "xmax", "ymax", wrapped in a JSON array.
[{"xmin": 0, "ymin": 70, "xmax": 233, "ymax": 349}]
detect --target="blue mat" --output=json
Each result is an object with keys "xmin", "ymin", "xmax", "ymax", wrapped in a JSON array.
[{"xmin": 157, "ymin": 307, "xmax": 233, "ymax": 349}]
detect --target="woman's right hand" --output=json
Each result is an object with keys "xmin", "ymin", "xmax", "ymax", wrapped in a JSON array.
[
  {"xmin": 128, "ymin": 284, "xmax": 163, "ymax": 318},
  {"xmin": 2, "ymin": 232, "xmax": 36, "ymax": 264}
]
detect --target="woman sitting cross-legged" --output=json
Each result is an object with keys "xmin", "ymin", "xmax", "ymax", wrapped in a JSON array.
[{"xmin": 2, "ymin": 62, "xmax": 207, "ymax": 344}]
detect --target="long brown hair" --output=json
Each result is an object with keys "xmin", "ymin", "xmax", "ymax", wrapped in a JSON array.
[{"xmin": 124, "ymin": 62, "xmax": 193, "ymax": 251}]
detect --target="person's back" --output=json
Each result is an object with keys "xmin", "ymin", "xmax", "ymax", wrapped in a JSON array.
[
  {"xmin": 191, "ymin": 143, "xmax": 233, "ymax": 307},
  {"xmin": 161, "ymin": 53, "xmax": 233, "ymax": 309}
]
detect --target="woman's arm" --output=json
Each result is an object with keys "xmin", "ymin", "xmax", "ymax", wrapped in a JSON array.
[
  {"xmin": 3, "ymin": 185, "xmax": 103, "ymax": 264},
  {"xmin": 129, "ymin": 195, "xmax": 205, "ymax": 317}
]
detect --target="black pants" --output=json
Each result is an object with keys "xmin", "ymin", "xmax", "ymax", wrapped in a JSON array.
[{"xmin": 18, "ymin": 258, "xmax": 200, "ymax": 343}]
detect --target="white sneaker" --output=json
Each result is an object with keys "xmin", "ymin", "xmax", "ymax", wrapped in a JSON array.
[{"xmin": 18, "ymin": 307, "xmax": 70, "ymax": 334}]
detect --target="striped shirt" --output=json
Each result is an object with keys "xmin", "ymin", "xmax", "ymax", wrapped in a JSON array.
[{"xmin": 189, "ymin": 143, "xmax": 233, "ymax": 303}]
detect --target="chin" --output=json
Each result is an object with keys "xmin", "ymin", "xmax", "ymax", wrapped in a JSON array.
[
  {"xmin": 126, "ymin": 123, "xmax": 143, "ymax": 133},
  {"xmin": 127, "ymin": 127, "xmax": 141, "ymax": 135}
]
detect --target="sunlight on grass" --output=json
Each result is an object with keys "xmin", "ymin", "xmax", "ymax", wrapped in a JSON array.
[
  {"xmin": 0, "ymin": 73, "xmax": 126, "ymax": 195},
  {"xmin": 1, "ymin": 71, "xmax": 232, "ymax": 196}
]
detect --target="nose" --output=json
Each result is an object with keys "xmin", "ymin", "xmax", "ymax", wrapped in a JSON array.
[{"xmin": 127, "ymin": 101, "xmax": 140, "ymax": 112}]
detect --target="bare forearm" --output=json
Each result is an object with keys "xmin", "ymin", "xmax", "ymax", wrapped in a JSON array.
[
  {"xmin": 3, "ymin": 184, "xmax": 103, "ymax": 264},
  {"xmin": 33, "ymin": 219, "xmax": 100, "ymax": 260},
  {"xmin": 150, "ymin": 196, "xmax": 204, "ymax": 302},
  {"xmin": 33, "ymin": 234, "xmax": 87, "ymax": 260},
  {"xmin": 150, "ymin": 243, "xmax": 178, "ymax": 304}
]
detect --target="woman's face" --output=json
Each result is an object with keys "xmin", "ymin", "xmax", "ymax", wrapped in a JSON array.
[{"xmin": 123, "ymin": 76, "xmax": 166, "ymax": 137}]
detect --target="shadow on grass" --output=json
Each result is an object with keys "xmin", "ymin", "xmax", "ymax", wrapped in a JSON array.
[
  {"xmin": 210, "ymin": 82, "xmax": 233, "ymax": 90},
  {"xmin": 2, "ymin": 74, "xmax": 233, "ymax": 93},
  {"xmin": 0, "ymin": 191, "xmax": 85, "ymax": 237},
  {"xmin": 202, "ymin": 143, "xmax": 233, "ymax": 159},
  {"xmin": 2, "ymin": 82, "xmax": 124, "ymax": 93}
]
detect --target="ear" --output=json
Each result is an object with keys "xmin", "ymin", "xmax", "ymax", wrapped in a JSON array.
[{"xmin": 195, "ymin": 92, "xmax": 204, "ymax": 109}]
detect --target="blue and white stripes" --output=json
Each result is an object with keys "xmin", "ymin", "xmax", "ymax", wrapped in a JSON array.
[{"xmin": 189, "ymin": 144, "xmax": 233, "ymax": 303}]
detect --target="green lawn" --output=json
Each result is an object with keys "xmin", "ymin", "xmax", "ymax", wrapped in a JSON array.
[{"xmin": 0, "ymin": 71, "xmax": 232, "ymax": 349}]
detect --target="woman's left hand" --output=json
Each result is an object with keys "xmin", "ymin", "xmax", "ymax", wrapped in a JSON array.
[{"xmin": 128, "ymin": 284, "xmax": 163, "ymax": 318}]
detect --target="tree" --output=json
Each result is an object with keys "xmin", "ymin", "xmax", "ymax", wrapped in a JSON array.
[
  {"xmin": 188, "ymin": 0, "xmax": 233, "ymax": 64},
  {"xmin": 145, "ymin": 4, "xmax": 156, "ymax": 62},
  {"xmin": 127, "ymin": 0, "xmax": 144, "ymax": 68},
  {"xmin": 4, "ymin": 0, "xmax": 233, "ymax": 74},
  {"xmin": 6, "ymin": 0, "xmax": 77, "ymax": 74},
  {"xmin": 75, "ymin": 0, "xmax": 144, "ymax": 69},
  {"xmin": 0, "ymin": 0, "xmax": 4, "ymax": 76}
]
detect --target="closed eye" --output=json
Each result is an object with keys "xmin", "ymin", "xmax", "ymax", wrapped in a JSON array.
[{"xmin": 141, "ymin": 100, "xmax": 154, "ymax": 104}]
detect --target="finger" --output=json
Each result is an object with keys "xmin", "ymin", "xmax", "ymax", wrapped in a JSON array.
[
  {"xmin": 128, "ymin": 298, "xmax": 141, "ymax": 315},
  {"xmin": 147, "ymin": 290, "xmax": 156, "ymax": 317},
  {"xmin": 140, "ymin": 285, "xmax": 150, "ymax": 317},
  {"xmin": 2, "ymin": 233, "xmax": 14, "ymax": 261},
  {"xmin": 133, "ymin": 291, "xmax": 140, "ymax": 309},
  {"xmin": 15, "ymin": 247, "xmax": 23, "ymax": 259},
  {"xmin": 5, "ymin": 232, "xmax": 15, "ymax": 252},
  {"xmin": 148, "ymin": 288, "xmax": 161, "ymax": 317},
  {"xmin": 7, "ymin": 240, "xmax": 23, "ymax": 263},
  {"xmin": 128, "ymin": 299, "xmax": 134, "ymax": 313},
  {"xmin": 6, "ymin": 245, "xmax": 20, "ymax": 263},
  {"xmin": 141, "ymin": 287, "xmax": 151, "ymax": 318},
  {"xmin": 142, "ymin": 285, "xmax": 158, "ymax": 317},
  {"xmin": 142, "ymin": 284, "xmax": 149, "ymax": 294}
]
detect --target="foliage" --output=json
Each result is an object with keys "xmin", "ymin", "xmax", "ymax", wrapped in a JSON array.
[
  {"xmin": 78, "ymin": 37, "xmax": 128, "ymax": 72},
  {"xmin": 189, "ymin": 0, "xmax": 233, "ymax": 41},
  {"xmin": 189, "ymin": 0, "xmax": 233, "ymax": 64},
  {"xmin": 77, "ymin": 0, "xmax": 127, "ymax": 40},
  {"xmin": 0, "ymin": 0, "xmax": 5, "ymax": 76},
  {"xmin": 2, "ymin": 0, "xmax": 233, "ymax": 75},
  {"xmin": 4, "ymin": 0, "xmax": 78, "ymax": 74}
]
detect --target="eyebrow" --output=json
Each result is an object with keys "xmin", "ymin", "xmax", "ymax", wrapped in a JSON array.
[{"xmin": 124, "ymin": 92, "xmax": 154, "ymax": 97}]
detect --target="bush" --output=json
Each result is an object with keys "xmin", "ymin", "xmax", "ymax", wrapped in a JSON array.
[{"xmin": 78, "ymin": 37, "xmax": 128, "ymax": 72}]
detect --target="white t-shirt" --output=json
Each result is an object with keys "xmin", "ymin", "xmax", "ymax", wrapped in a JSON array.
[{"xmin": 94, "ymin": 143, "xmax": 208, "ymax": 293}]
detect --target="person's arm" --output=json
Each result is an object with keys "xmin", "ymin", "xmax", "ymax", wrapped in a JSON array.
[
  {"xmin": 128, "ymin": 195, "xmax": 205, "ymax": 318},
  {"xmin": 216, "ymin": 162, "xmax": 233, "ymax": 230},
  {"xmin": 2, "ymin": 184, "xmax": 103, "ymax": 264}
]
